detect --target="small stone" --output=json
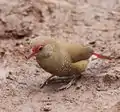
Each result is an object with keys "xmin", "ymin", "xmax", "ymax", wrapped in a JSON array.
[
  {"xmin": 15, "ymin": 42, "xmax": 20, "ymax": 46},
  {"xmin": 22, "ymin": 11, "xmax": 28, "ymax": 16},
  {"xmin": 34, "ymin": 70, "xmax": 40, "ymax": 75},
  {"xmin": 89, "ymin": 41, "xmax": 96, "ymax": 45},
  {"xmin": 46, "ymin": 103, "xmax": 51, "ymax": 106},
  {"xmin": 76, "ymin": 85, "xmax": 81, "ymax": 90},
  {"xmin": 36, "ymin": 70, "xmax": 39, "ymax": 73},
  {"xmin": 43, "ymin": 107, "xmax": 51, "ymax": 112},
  {"xmin": 0, "ymin": 51, "xmax": 5, "ymax": 57},
  {"xmin": 115, "ymin": 56, "xmax": 120, "ymax": 59},
  {"xmin": 47, "ymin": 97, "xmax": 50, "ymax": 100},
  {"xmin": 6, "ymin": 75, "xmax": 14, "ymax": 80},
  {"xmin": 9, "ymin": 71, "xmax": 12, "ymax": 75},
  {"xmin": 96, "ymin": 85, "xmax": 107, "ymax": 91},
  {"xmin": 25, "ymin": 38, "xmax": 29, "ymax": 41},
  {"xmin": 47, "ymin": 6, "xmax": 53, "ymax": 14},
  {"xmin": 19, "ymin": 44, "xmax": 24, "ymax": 48},
  {"xmin": 94, "ymin": 15, "xmax": 100, "ymax": 21}
]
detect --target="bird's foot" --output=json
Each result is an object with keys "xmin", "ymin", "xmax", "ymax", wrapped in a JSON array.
[
  {"xmin": 49, "ymin": 76, "xmax": 73, "ymax": 83},
  {"xmin": 40, "ymin": 75, "xmax": 55, "ymax": 89},
  {"xmin": 57, "ymin": 75, "xmax": 81, "ymax": 91},
  {"xmin": 58, "ymin": 78, "xmax": 76, "ymax": 91},
  {"xmin": 40, "ymin": 81, "xmax": 47, "ymax": 88},
  {"xmin": 58, "ymin": 79, "xmax": 76, "ymax": 90}
]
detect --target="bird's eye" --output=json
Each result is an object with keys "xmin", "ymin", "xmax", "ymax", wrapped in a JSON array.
[{"xmin": 39, "ymin": 46, "xmax": 43, "ymax": 51}]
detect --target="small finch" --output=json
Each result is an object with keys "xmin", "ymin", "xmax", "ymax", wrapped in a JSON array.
[{"xmin": 27, "ymin": 37, "xmax": 111, "ymax": 90}]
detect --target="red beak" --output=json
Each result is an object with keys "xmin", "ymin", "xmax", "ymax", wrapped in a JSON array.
[
  {"xmin": 27, "ymin": 45, "xmax": 43, "ymax": 59},
  {"xmin": 27, "ymin": 52, "xmax": 36, "ymax": 59}
]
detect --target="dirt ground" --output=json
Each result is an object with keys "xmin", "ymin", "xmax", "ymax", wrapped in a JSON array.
[{"xmin": 0, "ymin": 0, "xmax": 120, "ymax": 112}]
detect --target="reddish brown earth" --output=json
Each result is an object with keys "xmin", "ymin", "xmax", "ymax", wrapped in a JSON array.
[{"xmin": 0, "ymin": 0, "xmax": 120, "ymax": 112}]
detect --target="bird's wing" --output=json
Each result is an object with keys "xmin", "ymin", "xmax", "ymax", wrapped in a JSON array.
[
  {"xmin": 71, "ymin": 60, "xmax": 89, "ymax": 73},
  {"xmin": 59, "ymin": 42, "xmax": 93, "ymax": 63}
]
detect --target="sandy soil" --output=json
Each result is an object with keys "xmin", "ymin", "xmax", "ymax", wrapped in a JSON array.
[{"xmin": 0, "ymin": 0, "xmax": 120, "ymax": 112}]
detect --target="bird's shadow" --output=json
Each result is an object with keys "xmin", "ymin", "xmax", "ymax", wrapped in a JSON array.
[
  {"xmin": 27, "ymin": 71, "xmax": 120, "ymax": 94},
  {"xmin": 38, "ymin": 73, "xmax": 120, "ymax": 93},
  {"xmin": 37, "ymin": 75, "xmax": 99, "ymax": 92},
  {"xmin": 40, "ymin": 77, "xmax": 74, "ymax": 92}
]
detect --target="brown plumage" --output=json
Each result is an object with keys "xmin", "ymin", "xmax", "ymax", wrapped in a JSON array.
[{"xmin": 27, "ymin": 37, "xmax": 111, "ymax": 90}]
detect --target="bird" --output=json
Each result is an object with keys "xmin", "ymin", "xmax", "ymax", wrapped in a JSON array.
[{"xmin": 27, "ymin": 37, "xmax": 111, "ymax": 90}]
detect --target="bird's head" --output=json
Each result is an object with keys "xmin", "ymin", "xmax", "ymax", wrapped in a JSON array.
[
  {"xmin": 27, "ymin": 44, "xmax": 44, "ymax": 59},
  {"xmin": 27, "ymin": 37, "xmax": 57, "ymax": 59}
]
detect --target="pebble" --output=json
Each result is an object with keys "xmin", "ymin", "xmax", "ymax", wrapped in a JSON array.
[{"xmin": 43, "ymin": 106, "xmax": 51, "ymax": 112}]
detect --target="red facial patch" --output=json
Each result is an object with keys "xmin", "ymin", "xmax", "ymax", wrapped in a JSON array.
[
  {"xmin": 32, "ymin": 44, "xmax": 45, "ymax": 53},
  {"xmin": 31, "ymin": 41, "xmax": 47, "ymax": 53},
  {"xmin": 32, "ymin": 45, "xmax": 40, "ymax": 52}
]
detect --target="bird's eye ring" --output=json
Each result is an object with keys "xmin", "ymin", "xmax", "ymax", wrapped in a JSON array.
[{"xmin": 38, "ymin": 46, "xmax": 43, "ymax": 51}]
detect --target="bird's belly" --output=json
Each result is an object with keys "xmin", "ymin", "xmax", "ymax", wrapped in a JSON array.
[{"xmin": 37, "ymin": 57, "xmax": 71, "ymax": 76}]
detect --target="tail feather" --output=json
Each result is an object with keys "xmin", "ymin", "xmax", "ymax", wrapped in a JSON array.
[{"xmin": 93, "ymin": 52, "xmax": 112, "ymax": 60}]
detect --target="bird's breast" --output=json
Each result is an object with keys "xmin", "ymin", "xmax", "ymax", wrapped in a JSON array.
[{"xmin": 36, "ymin": 52, "xmax": 71, "ymax": 76}]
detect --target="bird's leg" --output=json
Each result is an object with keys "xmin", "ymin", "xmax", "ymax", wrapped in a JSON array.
[
  {"xmin": 49, "ymin": 76, "xmax": 73, "ymax": 83},
  {"xmin": 40, "ymin": 75, "xmax": 55, "ymax": 88},
  {"xmin": 58, "ymin": 75, "xmax": 81, "ymax": 91}
]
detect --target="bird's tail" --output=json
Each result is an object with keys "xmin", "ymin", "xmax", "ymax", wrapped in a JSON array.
[{"xmin": 92, "ymin": 52, "xmax": 112, "ymax": 60}]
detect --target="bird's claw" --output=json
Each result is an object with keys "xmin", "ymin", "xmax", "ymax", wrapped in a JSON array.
[
  {"xmin": 40, "ymin": 75, "xmax": 55, "ymax": 89},
  {"xmin": 58, "ymin": 78, "xmax": 76, "ymax": 91},
  {"xmin": 58, "ymin": 84, "xmax": 72, "ymax": 91},
  {"xmin": 57, "ymin": 75, "xmax": 81, "ymax": 91},
  {"xmin": 40, "ymin": 82, "xmax": 47, "ymax": 88}
]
